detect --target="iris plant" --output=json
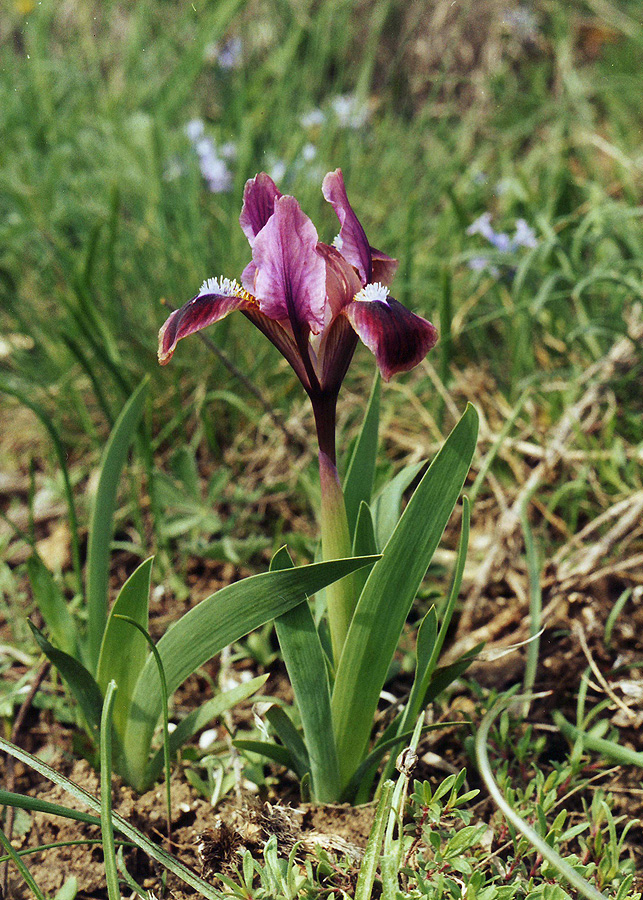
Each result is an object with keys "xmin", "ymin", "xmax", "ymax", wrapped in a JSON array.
[
  {"xmin": 160, "ymin": 170, "xmax": 437, "ymax": 657},
  {"xmin": 158, "ymin": 170, "xmax": 478, "ymax": 802}
]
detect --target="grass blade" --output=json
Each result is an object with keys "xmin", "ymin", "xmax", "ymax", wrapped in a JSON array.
[
  {"xmin": 354, "ymin": 779, "xmax": 394, "ymax": 900},
  {"xmin": 554, "ymin": 711, "xmax": 643, "ymax": 768},
  {"xmin": 477, "ymin": 696, "xmax": 608, "ymax": 900},
  {"xmin": 86, "ymin": 376, "xmax": 149, "ymax": 671},
  {"xmin": 332, "ymin": 405, "xmax": 478, "ymax": 789},
  {"xmin": 100, "ymin": 680, "xmax": 122, "ymax": 900},
  {"xmin": 0, "ymin": 735, "xmax": 225, "ymax": 900},
  {"xmin": 0, "ymin": 790, "xmax": 101, "ymax": 826},
  {"xmin": 0, "ymin": 825, "xmax": 46, "ymax": 900}
]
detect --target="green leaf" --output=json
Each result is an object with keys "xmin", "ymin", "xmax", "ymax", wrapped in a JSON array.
[
  {"xmin": 332, "ymin": 404, "xmax": 478, "ymax": 789},
  {"xmin": 144, "ymin": 676, "xmax": 268, "ymax": 785},
  {"xmin": 123, "ymin": 554, "xmax": 379, "ymax": 791},
  {"xmin": 422, "ymin": 646, "xmax": 483, "ymax": 706},
  {"xmin": 265, "ymin": 705, "xmax": 310, "ymax": 779},
  {"xmin": 371, "ymin": 460, "xmax": 425, "ymax": 550},
  {"xmin": 96, "ymin": 558, "xmax": 153, "ymax": 743},
  {"xmin": 271, "ymin": 546, "xmax": 340, "ymax": 802},
  {"xmin": 389, "ymin": 495, "xmax": 471, "ymax": 765},
  {"xmin": 351, "ymin": 502, "xmax": 378, "ymax": 601},
  {"xmin": 28, "ymin": 622, "xmax": 102, "ymax": 738},
  {"xmin": 86, "ymin": 376, "xmax": 149, "ymax": 671},
  {"xmin": 232, "ymin": 740, "xmax": 295, "ymax": 770},
  {"xmin": 0, "ymin": 790, "xmax": 100, "ymax": 827},
  {"xmin": 406, "ymin": 606, "xmax": 439, "ymax": 721},
  {"xmin": 343, "ymin": 373, "xmax": 380, "ymax": 537},
  {"xmin": 27, "ymin": 556, "xmax": 78, "ymax": 658}
]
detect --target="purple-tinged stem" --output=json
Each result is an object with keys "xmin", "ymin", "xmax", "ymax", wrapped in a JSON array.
[{"xmin": 311, "ymin": 392, "xmax": 338, "ymax": 465}]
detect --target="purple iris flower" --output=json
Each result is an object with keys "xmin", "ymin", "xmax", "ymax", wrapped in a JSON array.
[{"xmin": 158, "ymin": 169, "xmax": 437, "ymax": 460}]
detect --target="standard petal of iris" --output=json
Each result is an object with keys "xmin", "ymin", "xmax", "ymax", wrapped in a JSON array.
[
  {"xmin": 239, "ymin": 173, "xmax": 282, "ymax": 245},
  {"xmin": 158, "ymin": 291, "xmax": 252, "ymax": 364},
  {"xmin": 252, "ymin": 195, "xmax": 327, "ymax": 333},
  {"xmin": 322, "ymin": 168, "xmax": 372, "ymax": 285},
  {"xmin": 371, "ymin": 248, "xmax": 399, "ymax": 286},
  {"xmin": 344, "ymin": 296, "xmax": 438, "ymax": 381},
  {"xmin": 317, "ymin": 242, "xmax": 362, "ymax": 321}
]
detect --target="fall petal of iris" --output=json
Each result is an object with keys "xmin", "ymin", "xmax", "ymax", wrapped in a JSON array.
[
  {"xmin": 344, "ymin": 296, "xmax": 438, "ymax": 381},
  {"xmin": 158, "ymin": 292, "xmax": 253, "ymax": 364}
]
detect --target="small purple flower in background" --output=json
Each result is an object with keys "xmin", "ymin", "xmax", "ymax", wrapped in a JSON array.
[
  {"xmin": 214, "ymin": 36, "xmax": 243, "ymax": 70},
  {"xmin": 512, "ymin": 218, "xmax": 538, "ymax": 249},
  {"xmin": 466, "ymin": 212, "xmax": 538, "ymax": 277},
  {"xmin": 300, "ymin": 109, "xmax": 326, "ymax": 129},
  {"xmin": 268, "ymin": 158, "xmax": 287, "ymax": 184},
  {"xmin": 466, "ymin": 212, "xmax": 495, "ymax": 242},
  {"xmin": 467, "ymin": 212, "xmax": 538, "ymax": 254},
  {"xmin": 185, "ymin": 118, "xmax": 205, "ymax": 142},
  {"xmin": 467, "ymin": 256, "xmax": 500, "ymax": 278},
  {"xmin": 503, "ymin": 5, "xmax": 539, "ymax": 42},
  {"xmin": 185, "ymin": 122, "xmax": 233, "ymax": 193},
  {"xmin": 219, "ymin": 141, "xmax": 237, "ymax": 161},
  {"xmin": 331, "ymin": 94, "xmax": 370, "ymax": 129}
]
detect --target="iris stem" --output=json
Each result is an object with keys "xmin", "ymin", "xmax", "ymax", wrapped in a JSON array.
[
  {"xmin": 318, "ymin": 451, "xmax": 356, "ymax": 665},
  {"xmin": 311, "ymin": 392, "xmax": 338, "ymax": 465}
]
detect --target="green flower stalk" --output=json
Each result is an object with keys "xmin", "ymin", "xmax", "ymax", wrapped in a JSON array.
[{"xmin": 319, "ymin": 450, "xmax": 355, "ymax": 662}]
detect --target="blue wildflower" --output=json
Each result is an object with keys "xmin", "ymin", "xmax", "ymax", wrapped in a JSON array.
[
  {"xmin": 331, "ymin": 94, "xmax": 370, "ymax": 128},
  {"xmin": 300, "ymin": 109, "xmax": 326, "ymax": 129},
  {"xmin": 512, "ymin": 218, "xmax": 538, "ymax": 249}
]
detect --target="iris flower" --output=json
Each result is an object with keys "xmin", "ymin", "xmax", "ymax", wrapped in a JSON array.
[{"xmin": 158, "ymin": 169, "xmax": 437, "ymax": 461}]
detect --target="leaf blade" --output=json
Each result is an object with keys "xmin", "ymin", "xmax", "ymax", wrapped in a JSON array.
[
  {"xmin": 86, "ymin": 376, "xmax": 149, "ymax": 670},
  {"xmin": 96, "ymin": 558, "xmax": 153, "ymax": 742},
  {"xmin": 331, "ymin": 404, "xmax": 478, "ymax": 788}
]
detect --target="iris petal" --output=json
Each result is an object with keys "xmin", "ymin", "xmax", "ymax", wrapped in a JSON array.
[
  {"xmin": 158, "ymin": 289, "xmax": 252, "ymax": 365},
  {"xmin": 252, "ymin": 195, "xmax": 327, "ymax": 333},
  {"xmin": 239, "ymin": 173, "xmax": 282, "ymax": 245},
  {"xmin": 322, "ymin": 168, "xmax": 373, "ymax": 285},
  {"xmin": 371, "ymin": 249, "xmax": 399, "ymax": 286},
  {"xmin": 344, "ymin": 295, "xmax": 438, "ymax": 381}
]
